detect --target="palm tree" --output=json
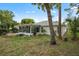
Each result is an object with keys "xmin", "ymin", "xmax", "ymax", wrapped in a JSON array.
[
  {"xmin": 58, "ymin": 3, "xmax": 62, "ymax": 40},
  {"xmin": 33, "ymin": 3, "xmax": 56, "ymax": 45},
  {"xmin": 70, "ymin": 3, "xmax": 79, "ymax": 14},
  {"xmin": 54, "ymin": 3, "xmax": 62, "ymax": 40}
]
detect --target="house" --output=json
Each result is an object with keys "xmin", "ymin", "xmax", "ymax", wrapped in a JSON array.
[
  {"xmin": 14, "ymin": 21, "xmax": 67, "ymax": 36},
  {"xmin": 35, "ymin": 21, "xmax": 67, "ymax": 36}
]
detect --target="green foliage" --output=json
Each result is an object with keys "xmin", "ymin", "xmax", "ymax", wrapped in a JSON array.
[
  {"xmin": 0, "ymin": 29, "xmax": 8, "ymax": 35},
  {"xmin": 0, "ymin": 10, "xmax": 14, "ymax": 23},
  {"xmin": 65, "ymin": 4, "xmax": 79, "ymax": 40},
  {"xmin": 0, "ymin": 9, "xmax": 17, "ymax": 34},
  {"xmin": 66, "ymin": 16, "xmax": 79, "ymax": 32},
  {"xmin": 66, "ymin": 3, "xmax": 79, "ymax": 15},
  {"xmin": 66, "ymin": 17, "xmax": 79, "ymax": 40},
  {"xmin": 0, "ymin": 9, "xmax": 15, "ymax": 27},
  {"xmin": 32, "ymin": 3, "xmax": 53, "ymax": 12},
  {"xmin": 53, "ymin": 3, "xmax": 61, "ymax": 9},
  {"xmin": 0, "ymin": 23, "xmax": 9, "ymax": 35},
  {"xmin": 41, "ymin": 27, "xmax": 46, "ymax": 33},
  {"xmin": 76, "ymin": 16, "xmax": 79, "ymax": 27},
  {"xmin": 0, "ymin": 24, "xmax": 9, "ymax": 35},
  {"xmin": 31, "ymin": 25, "xmax": 40, "ymax": 36},
  {"xmin": 11, "ymin": 27, "xmax": 19, "ymax": 33},
  {"xmin": 21, "ymin": 18, "xmax": 35, "ymax": 24},
  {"xmin": 77, "ymin": 7, "xmax": 79, "ymax": 14}
]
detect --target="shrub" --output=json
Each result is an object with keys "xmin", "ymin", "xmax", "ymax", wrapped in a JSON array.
[
  {"xmin": 41, "ymin": 27, "xmax": 46, "ymax": 33},
  {"xmin": 11, "ymin": 27, "xmax": 19, "ymax": 33},
  {"xmin": 0, "ymin": 29, "xmax": 8, "ymax": 35}
]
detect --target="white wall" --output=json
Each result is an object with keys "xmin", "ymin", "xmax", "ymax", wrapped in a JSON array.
[
  {"xmin": 43, "ymin": 27, "xmax": 50, "ymax": 35},
  {"xmin": 43, "ymin": 26, "xmax": 67, "ymax": 36}
]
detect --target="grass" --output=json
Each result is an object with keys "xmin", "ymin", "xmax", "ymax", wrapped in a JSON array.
[{"xmin": 0, "ymin": 35, "xmax": 79, "ymax": 56}]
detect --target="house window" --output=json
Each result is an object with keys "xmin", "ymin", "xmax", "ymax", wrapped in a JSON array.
[
  {"xmin": 19, "ymin": 26, "xmax": 30, "ymax": 33},
  {"xmin": 36, "ymin": 26, "xmax": 40, "ymax": 32},
  {"xmin": 19, "ymin": 26, "xmax": 22, "ymax": 32}
]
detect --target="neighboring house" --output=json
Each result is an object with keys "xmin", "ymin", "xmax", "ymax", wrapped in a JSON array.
[{"xmin": 14, "ymin": 21, "xmax": 67, "ymax": 36}]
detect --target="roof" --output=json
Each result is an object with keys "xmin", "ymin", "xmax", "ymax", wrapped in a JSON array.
[
  {"xmin": 35, "ymin": 21, "xmax": 66, "ymax": 26},
  {"xmin": 14, "ymin": 21, "xmax": 66, "ymax": 28}
]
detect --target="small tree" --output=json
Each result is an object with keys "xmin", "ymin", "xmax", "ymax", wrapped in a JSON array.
[
  {"xmin": 66, "ymin": 17, "xmax": 77, "ymax": 40},
  {"xmin": 64, "ymin": 4, "xmax": 78, "ymax": 40},
  {"xmin": 41, "ymin": 27, "xmax": 46, "ymax": 33},
  {"xmin": 21, "ymin": 18, "xmax": 35, "ymax": 24}
]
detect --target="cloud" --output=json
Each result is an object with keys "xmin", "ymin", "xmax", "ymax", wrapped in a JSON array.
[{"xmin": 25, "ymin": 11, "xmax": 36, "ymax": 14}]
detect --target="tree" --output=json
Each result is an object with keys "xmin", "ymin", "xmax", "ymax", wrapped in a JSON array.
[
  {"xmin": 21, "ymin": 18, "xmax": 35, "ymax": 24},
  {"xmin": 65, "ymin": 3, "xmax": 79, "ymax": 40},
  {"xmin": 66, "ymin": 17, "xmax": 77, "ymax": 40},
  {"xmin": 0, "ymin": 10, "xmax": 14, "ymax": 26},
  {"xmin": 70, "ymin": 3, "xmax": 79, "ymax": 14},
  {"xmin": 76, "ymin": 16, "xmax": 79, "ymax": 27},
  {"xmin": 54, "ymin": 3, "xmax": 62, "ymax": 40},
  {"xmin": 0, "ymin": 10, "xmax": 15, "ymax": 33},
  {"xmin": 10, "ymin": 20, "xmax": 18, "ymax": 30},
  {"xmin": 32, "ymin": 3, "xmax": 56, "ymax": 45}
]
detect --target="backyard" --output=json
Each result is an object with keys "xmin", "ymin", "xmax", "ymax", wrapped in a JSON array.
[{"xmin": 0, "ymin": 35, "xmax": 79, "ymax": 56}]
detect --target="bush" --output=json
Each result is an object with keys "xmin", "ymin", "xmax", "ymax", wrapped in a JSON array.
[
  {"xmin": 11, "ymin": 27, "xmax": 18, "ymax": 33},
  {"xmin": 41, "ymin": 27, "xmax": 46, "ymax": 33},
  {"xmin": 0, "ymin": 29, "xmax": 8, "ymax": 35}
]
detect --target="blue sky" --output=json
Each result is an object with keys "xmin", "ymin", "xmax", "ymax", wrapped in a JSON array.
[{"xmin": 0, "ymin": 3, "xmax": 72, "ymax": 23}]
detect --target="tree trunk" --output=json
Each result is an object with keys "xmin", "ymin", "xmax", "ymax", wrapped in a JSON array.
[
  {"xmin": 58, "ymin": 3, "xmax": 62, "ymax": 40},
  {"xmin": 46, "ymin": 8, "xmax": 56, "ymax": 45}
]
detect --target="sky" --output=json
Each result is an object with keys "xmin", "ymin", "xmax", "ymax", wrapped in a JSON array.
[{"xmin": 0, "ymin": 3, "xmax": 77, "ymax": 23}]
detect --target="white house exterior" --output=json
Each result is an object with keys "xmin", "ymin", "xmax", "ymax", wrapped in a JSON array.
[
  {"xmin": 35, "ymin": 21, "xmax": 67, "ymax": 36},
  {"xmin": 15, "ymin": 21, "xmax": 67, "ymax": 36}
]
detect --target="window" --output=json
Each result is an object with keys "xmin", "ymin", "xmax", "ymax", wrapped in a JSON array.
[{"xmin": 36, "ymin": 26, "xmax": 40, "ymax": 32}]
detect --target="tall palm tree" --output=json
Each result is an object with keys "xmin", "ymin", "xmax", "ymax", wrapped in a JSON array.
[
  {"xmin": 58, "ymin": 3, "xmax": 62, "ymax": 40},
  {"xmin": 33, "ymin": 3, "xmax": 56, "ymax": 45},
  {"xmin": 54, "ymin": 3, "xmax": 62, "ymax": 40}
]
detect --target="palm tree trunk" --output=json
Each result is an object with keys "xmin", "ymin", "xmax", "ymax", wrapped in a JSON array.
[
  {"xmin": 46, "ymin": 8, "xmax": 56, "ymax": 45},
  {"xmin": 58, "ymin": 3, "xmax": 62, "ymax": 40}
]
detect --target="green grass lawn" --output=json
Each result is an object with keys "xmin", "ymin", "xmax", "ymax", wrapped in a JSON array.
[{"xmin": 0, "ymin": 35, "xmax": 79, "ymax": 56}]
